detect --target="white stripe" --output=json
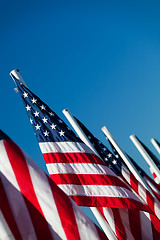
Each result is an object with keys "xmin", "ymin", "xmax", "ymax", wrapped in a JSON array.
[
  {"xmin": 0, "ymin": 210, "xmax": 15, "ymax": 240},
  {"xmin": 140, "ymin": 212, "xmax": 153, "ymax": 240},
  {"xmin": 0, "ymin": 141, "xmax": 37, "ymax": 240},
  {"xmin": 102, "ymin": 207, "xmax": 116, "ymax": 236},
  {"xmin": 138, "ymin": 175, "xmax": 160, "ymax": 220},
  {"xmin": 71, "ymin": 202, "xmax": 101, "ymax": 240},
  {"xmin": 23, "ymin": 151, "xmax": 67, "ymax": 240},
  {"xmin": 58, "ymin": 184, "xmax": 142, "ymax": 201},
  {"xmin": 118, "ymin": 209, "xmax": 135, "ymax": 240},
  {"xmin": 46, "ymin": 162, "xmax": 115, "ymax": 175},
  {"xmin": 121, "ymin": 165, "xmax": 131, "ymax": 183},
  {"xmin": 138, "ymin": 182, "xmax": 147, "ymax": 203},
  {"xmin": 39, "ymin": 141, "xmax": 94, "ymax": 154}
]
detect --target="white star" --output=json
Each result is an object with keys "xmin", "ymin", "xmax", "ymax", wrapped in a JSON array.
[
  {"xmin": 104, "ymin": 157, "xmax": 108, "ymax": 161},
  {"xmin": 49, "ymin": 112, "xmax": 54, "ymax": 116},
  {"xmin": 26, "ymin": 105, "xmax": 31, "ymax": 111},
  {"xmin": 112, "ymin": 159, "xmax": 117, "ymax": 165},
  {"xmin": 44, "ymin": 130, "xmax": 49, "ymax": 137},
  {"xmin": 59, "ymin": 130, "xmax": 65, "ymax": 136},
  {"xmin": 35, "ymin": 124, "xmax": 41, "ymax": 130},
  {"xmin": 103, "ymin": 147, "xmax": 107, "ymax": 151},
  {"xmin": 107, "ymin": 153, "xmax": 112, "ymax": 158},
  {"xmin": 42, "ymin": 117, "xmax": 48, "ymax": 123},
  {"xmin": 31, "ymin": 98, "xmax": 37, "ymax": 104},
  {"xmin": 115, "ymin": 154, "xmax": 119, "ymax": 158},
  {"xmin": 40, "ymin": 105, "xmax": 46, "ymax": 110},
  {"xmin": 34, "ymin": 111, "xmax": 40, "ymax": 117},
  {"xmin": 23, "ymin": 92, "xmax": 28, "ymax": 98},
  {"xmin": 30, "ymin": 118, "xmax": 33, "ymax": 124},
  {"xmin": 51, "ymin": 123, "xmax": 56, "ymax": 129}
]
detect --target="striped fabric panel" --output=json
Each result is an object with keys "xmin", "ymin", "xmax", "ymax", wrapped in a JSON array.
[
  {"xmin": 0, "ymin": 210, "xmax": 15, "ymax": 240},
  {"xmin": 40, "ymin": 141, "xmax": 151, "ymax": 212},
  {"xmin": 144, "ymin": 175, "xmax": 160, "ymax": 201},
  {"xmin": 121, "ymin": 164, "xmax": 160, "ymax": 220},
  {"xmin": 0, "ymin": 137, "xmax": 108, "ymax": 240},
  {"xmin": 0, "ymin": 177, "xmax": 22, "ymax": 240},
  {"xmin": 101, "ymin": 207, "xmax": 160, "ymax": 240}
]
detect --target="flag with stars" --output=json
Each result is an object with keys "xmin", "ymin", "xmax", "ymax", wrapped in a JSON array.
[
  {"xmin": 12, "ymin": 75, "xmax": 160, "ymax": 240},
  {"xmin": 74, "ymin": 116, "xmax": 160, "ymax": 217},
  {"xmin": 12, "ymin": 75, "xmax": 152, "ymax": 212},
  {"xmin": 64, "ymin": 115, "xmax": 160, "ymax": 239}
]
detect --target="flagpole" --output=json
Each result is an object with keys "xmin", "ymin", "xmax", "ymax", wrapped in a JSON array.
[
  {"xmin": 101, "ymin": 126, "xmax": 156, "ymax": 197},
  {"xmin": 130, "ymin": 134, "xmax": 160, "ymax": 181},
  {"xmin": 10, "ymin": 69, "xmax": 27, "ymax": 89},
  {"xmin": 151, "ymin": 138, "xmax": 160, "ymax": 155},
  {"xmin": 63, "ymin": 109, "xmax": 117, "ymax": 240}
]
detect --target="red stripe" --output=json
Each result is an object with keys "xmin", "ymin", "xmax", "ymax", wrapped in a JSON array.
[
  {"xmin": 145, "ymin": 175, "xmax": 160, "ymax": 201},
  {"xmin": 43, "ymin": 152, "xmax": 107, "ymax": 165},
  {"xmin": 50, "ymin": 173, "xmax": 131, "ymax": 189},
  {"xmin": 128, "ymin": 209, "xmax": 142, "ymax": 240},
  {"xmin": 4, "ymin": 139, "xmax": 53, "ymax": 240},
  {"xmin": 149, "ymin": 214, "xmax": 160, "ymax": 239},
  {"xmin": 152, "ymin": 172, "xmax": 157, "ymax": 179},
  {"xmin": 0, "ymin": 176, "xmax": 22, "ymax": 240},
  {"xmin": 146, "ymin": 192, "xmax": 157, "ymax": 217},
  {"xmin": 130, "ymin": 173, "xmax": 139, "ymax": 194},
  {"xmin": 69, "ymin": 195, "xmax": 151, "ymax": 211},
  {"xmin": 112, "ymin": 208, "xmax": 127, "ymax": 240},
  {"xmin": 48, "ymin": 177, "xmax": 81, "ymax": 240}
]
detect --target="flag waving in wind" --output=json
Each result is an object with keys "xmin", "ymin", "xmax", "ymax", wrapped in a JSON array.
[
  {"xmin": 12, "ymin": 75, "xmax": 150, "ymax": 211},
  {"xmin": 0, "ymin": 129, "xmax": 107, "ymax": 240}
]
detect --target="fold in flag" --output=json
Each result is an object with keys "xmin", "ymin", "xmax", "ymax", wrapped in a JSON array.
[
  {"xmin": 12, "ymin": 76, "xmax": 150, "ymax": 211},
  {"xmin": 0, "ymin": 129, "xmax": 107, "ymax": 240},
  {"xmin": 69, "ymin": 116, "xmax": 160, "ymax": 239},
  {"xmin": 74, "ymin": 116, "xmax": 160, "ymax": 219}
]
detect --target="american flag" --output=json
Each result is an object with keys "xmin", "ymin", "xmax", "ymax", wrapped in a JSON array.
[
  {"xmin": 74, "ymin": 116, "xmax": 160, "ymax": 217},
  {"xmin": 71, "ymin": 117, "xmax": 160, "ymax": 238},
  {"xmin": 13, "ymin": 76, "xmax": 160, "ymax": 239},
  {"xmin": 12, "ymin": 76, "xmax": 150, "ymax": 211},
  {"xmin": 0, "ymin": 129, "xmax": 107, "ymax": 240}
]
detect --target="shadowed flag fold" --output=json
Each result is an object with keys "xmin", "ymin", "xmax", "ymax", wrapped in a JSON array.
[{"xmin": 0, "ymin": 129, "xmax": 108, "ymax": 240}]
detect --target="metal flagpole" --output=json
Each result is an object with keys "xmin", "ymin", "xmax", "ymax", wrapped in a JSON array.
[
  {"xmin": 130, "ymin": 134, "xmax": 160, "ymax": 182},
  {"xmin": 151, "ymin": 138, "xmax": 160, "ymax": 155},
  {"xmin": 10, "ymin": 69, "xmax": 27, "ymax": 90},
  {"xmin": 63, "ymin": 109, "xmax": 117, "ymax": 240},
  {"xmin": 101, "ymin": 126, "xmax": 157, "ymax": 197}
]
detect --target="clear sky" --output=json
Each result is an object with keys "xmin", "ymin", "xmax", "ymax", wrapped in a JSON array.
[{"xmin": 1, "ymin": 0, "xmax": 160, "ymax": 226}]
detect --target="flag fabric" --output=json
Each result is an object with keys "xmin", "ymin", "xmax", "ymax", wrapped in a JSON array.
[
  {"xmin": 0, "ymin": 129, "xmax": 108, "ymax": 240},
  {"xmin": 133, "ymin": 136, "xmax": 160, "ymax": 185},
  {"xmin": 126, "ymin": 153, "xmax": 160, "ymax": 203},
  {"xmin": 12, "ymin": 76, "xmax": 160, "ymax": 240},
  {"xmin": 107, "ymin": 140, "xmax": 160, "ymax": 219},
  {"xmin": 74, "ymin": 117, "xmax": 160, "ymax": 219},
  {"xmin": 12, "ymin": 76, "xmax": 151, "ymax": 211},
  {"xmin": 71, "ymin": 117, "xmax": 160, "ymax": 239}
]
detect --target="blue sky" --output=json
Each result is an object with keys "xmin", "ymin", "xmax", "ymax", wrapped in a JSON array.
[{"xmin": 1, "ymin": 0, "xmax": 160, "ymax": 225}]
